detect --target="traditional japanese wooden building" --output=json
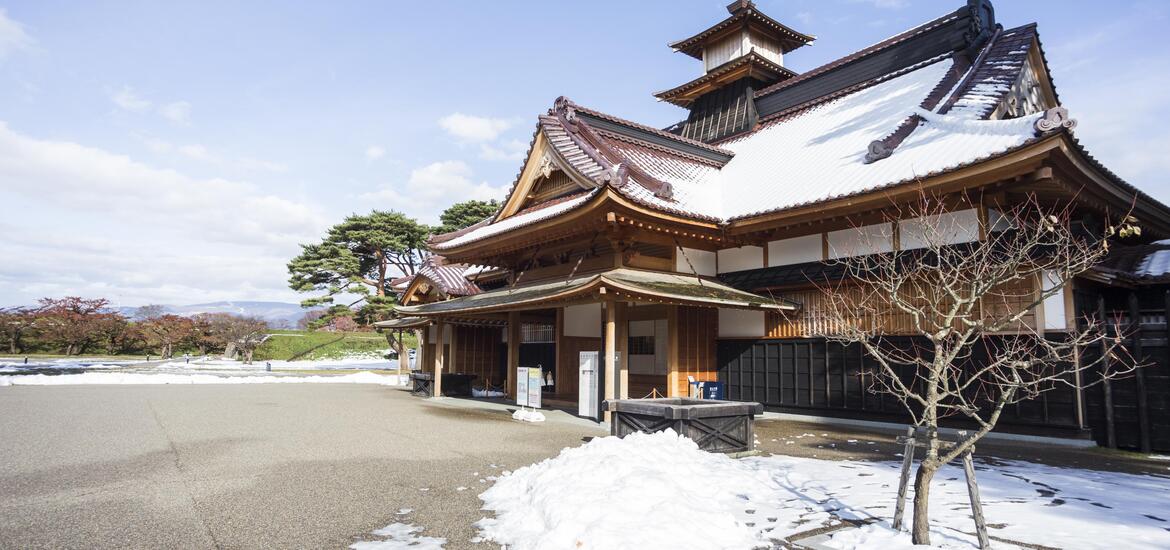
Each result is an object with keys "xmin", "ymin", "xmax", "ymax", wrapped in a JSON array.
[{"xmin": 378, "ymin": 0, "xmax": 1170, "ymax": 451}]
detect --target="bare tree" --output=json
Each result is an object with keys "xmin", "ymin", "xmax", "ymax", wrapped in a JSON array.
[
  {"xmin": 134, "ymin": 304, "xmax": 167, "ymax": 321},
  {"xmin": 812, "ymin": 192, "xmax": 1137, "ymax": 544},
  {"xmin": 217, "ymin": 316, "xmax": 269, "ymax": 363}
]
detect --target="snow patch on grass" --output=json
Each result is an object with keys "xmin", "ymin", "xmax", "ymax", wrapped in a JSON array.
[{"xmin": 0, "ymin": 371, "xmax": 405, "ymax": 386}]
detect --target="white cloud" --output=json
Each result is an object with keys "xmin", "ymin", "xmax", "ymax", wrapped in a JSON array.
[
  {"xmin": 140, "ymin": 135, "xmax": 172, "ymax": 153},
  {"xmin": 360, "ymin": 160, "xmax": 507, "ymax": 224},
  {"xmin": 237, "ymin": 156, "xmax": 288, "ymax": 173},
  {"xmin": 135, "ymin": 134, "xmax": 285, "ymax": 172},
  {"xmin": 0, "ymin": 121, "xmax": 328, "ymax": 305},
  {"xmin": 178, "ymin": 143, "xmax": 216, "ymax": 162},
  {"xmin": 438, "ymin": 113, "xmax": 516, "ymax": 142},
  {"xmin": 479, "ymin": 139, "xmax": 528, "ymax": 161},
  {"xmin": 158, "ymin": 100, "xmax": 192, "ymax": 125},
  {"xmin": 365, "ymin": 145, "xmax": 385, "ymax": 160},
  {"xmin": 110, "ymin": 88, "xmax": 194, "ymax": 126},
  {"xmin": 110, "ymin": 86, "xmax": 153, "ymax": 113},
  {"xmin": 0, "ymin": 8, "xmax": 33, "ymax": 61}
]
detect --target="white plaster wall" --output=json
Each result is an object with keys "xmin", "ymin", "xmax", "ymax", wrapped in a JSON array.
[
  {"xmin": 704, "ymin": 31, "xmax": 745, "ymax": 71},
  {"xmin": 563, "ymin": 303, "xmax": 602, "ymax": 338},
  {"xmin": 676, "ymin": 247, "xmax": 717, "ymax": 277},
  {"xmin": 717, "ymin": 309, "xmax": 766, "ymax": 338},
  {"xmin": 827, "ymin": 223, "xmax": 894, "ymax": 259},
  {"xmin": 717, "ymin": 246, "xmax": 764, "ymax": 273},
  {"xmin": 1041, "ymin": 270, "xmax": 1068, "ymax": 331},
  {"xmin": 987, "ymin": 208, "xmax": 1014, "ymax": 232},
  {"xmin": 898, "ymin": 209, "xmax": 980, "ymax": 250},
  {"xmin": 427, "ymin": 325, "xmax": 437, "ymax": 343},
  {"xmin": 767, "ymin": 234, "xmax": 823, "ymax": 266}
]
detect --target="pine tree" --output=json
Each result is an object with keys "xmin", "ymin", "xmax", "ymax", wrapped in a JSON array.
[
  {"xmin": 287, "ymin": 210, "xmax": 428, "ymax": 311},
  {"xmin": 435, "ymin": 199, "xmax": 500, "ymax": 235}
]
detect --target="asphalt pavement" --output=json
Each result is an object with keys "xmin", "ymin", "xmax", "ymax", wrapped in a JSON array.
[{"xmin": 0, "ymin": 385, "xmax": 603, "ymax": 549}]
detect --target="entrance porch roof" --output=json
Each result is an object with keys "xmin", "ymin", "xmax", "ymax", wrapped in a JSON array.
[
  {"xmin": 395, "ymin": 268, "xmax": 797, "ymax": 317},
  {"xmin": 372, "ymin": 316, "xmax": 430, "ymax": 329}
]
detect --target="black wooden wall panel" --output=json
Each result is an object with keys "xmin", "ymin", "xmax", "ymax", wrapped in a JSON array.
[{"xmin": 717, "ymin": 337, "xmax": 1084, "ymax": 432}]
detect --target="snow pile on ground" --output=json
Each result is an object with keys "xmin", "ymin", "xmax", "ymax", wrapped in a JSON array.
[
  {"xmin": 477, "ymin": 430, "xmax": 774, "ymax": 550},
  {"xmin": 350, "ymin": 522, "xmax": 445, "ymax": 550},
  {"xmin": 511, "ymin": 409, "xmax": 545, "ymax": 422},
  {"xmin": 0, "ymin": 371, "xmax": 406, "ymax": 386},
  {"xmin": 475, "ymin": 430, "xmax": 1170, "ymax": 550}
]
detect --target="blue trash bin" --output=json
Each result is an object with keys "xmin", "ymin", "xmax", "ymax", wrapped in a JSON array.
[{"xmin": 701, "ymin": 381, "xmax": 725, "ymax": 400}]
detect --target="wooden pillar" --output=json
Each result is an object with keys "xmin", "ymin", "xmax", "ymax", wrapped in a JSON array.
[
  {"xmin": 449, "ymin": 323, "xmax": 460, "ymax": 376},
  {"xmin": 616, "ymin": 301, "xmax": 628, "ymax": 400},
  {"xmin": 1128, "ymin": 292, "xmax": 1152, "ymax": 453},
  {"xmin": 433, "ymin": 321, "xmax": 445, "ymax": 398},
  {"xmin": 1072, "ymin": 343, "xmax": 1086, "ymax": 430},
  {"xmin": 507, "ymin": 311, "xmax": 520, "ymax": 401},
  {"xmin": 667, "ymin": 306, "xmax": 680, "ymax": 397},
  {"xmin": 604, "ymin": 299, "xmax": 617, "ymax": 422},
  {"xmin": 420, "ymin": 324, "xmax": 431, "ymax": 374},
  {"xmin": 555, "ymin": 307, "xmax": 564, "ymax": 397},
  {"xmin": 1098, "ymin": 295, "xmax": 1116, "ymax": 449}
]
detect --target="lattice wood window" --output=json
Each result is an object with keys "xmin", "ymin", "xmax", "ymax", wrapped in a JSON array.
[
  {"xmin": 996, "ymin": 62, "xmax": 1046, "ymax": 120},
  {"xmin": 520, "ymin": 323, "xmax": 554, "ymax": 343},
  {"xmin": 528, "ymin": 169, "xmax": 578, "ymax": 205}
]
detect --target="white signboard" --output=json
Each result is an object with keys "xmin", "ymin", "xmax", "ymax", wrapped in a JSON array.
[
  {"xmin": 579, "ymin": 351, "xmax": 598, "ymax": 418},
  {"xmin": 516, "ymin": 367, "xmax": 529, "ymax": 407},
  {"xmin": 527, "ymin": 367, "xmax": 542, "ymax": 409}
]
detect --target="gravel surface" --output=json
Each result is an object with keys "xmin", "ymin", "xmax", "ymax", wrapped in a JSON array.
[{"xmin": 0, "ymin": 385, "xmax": 603, "ymax": 549}]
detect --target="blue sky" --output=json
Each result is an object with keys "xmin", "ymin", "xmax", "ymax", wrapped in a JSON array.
[{"xmin": 1, "ymin": 0, "xmax": 1168, "ymax": 307}]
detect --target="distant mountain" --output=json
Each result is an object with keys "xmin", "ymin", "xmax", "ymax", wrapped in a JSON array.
[{"xmin": 114, "ymin": 301, "xmax": 319, "ymax": 328}]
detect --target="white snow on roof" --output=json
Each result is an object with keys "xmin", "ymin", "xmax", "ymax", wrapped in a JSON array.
[
  {"xmin": 715, "ymin": 59, "xmax": 1042, "ymax": 219},
  {"xmin": 1136, "ymin": 248, "xmax": 1170, "ymax": 277},
  {"xmin": 432, "ymin": 190, "xmax": 597, "ymax": 250},
  {"xmin": 441, "ymin": 58, "xmax": 1045, "ymax": 244}
]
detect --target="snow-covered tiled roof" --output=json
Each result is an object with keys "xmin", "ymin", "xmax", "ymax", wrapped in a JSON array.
[
  {"xmin": 431, "ymin": 190, "xmax": 597, "ymax": 251},
  {"xmin": 431, "ymin": 57, "xmax": 1046, "ymax": 248},
  {"xmin": 1136, "ymin": 250, "xmax": 1170, "ymax": 278},
  {"xmin": 401, "ymin": 257, "xmax": 485, "ymax": 297},
  {"xmin": 1096, "ymin": 243, "xmax": 1170, "ymax": 284},
  {"xmin": 944, "ymin": 24, "xmax": 1038, "ymax": 119},
  {"xmin": 716, "ymin": 59, "xmax": 1043, "ymax": 219},
  {"xmin": 424, "ymin": 14, "xmax": 1170, "ymax": 252}
]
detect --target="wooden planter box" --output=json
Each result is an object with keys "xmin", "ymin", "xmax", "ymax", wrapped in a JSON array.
[
  {"xmin": 410, "ymin": 372, "xmax": 433, "ymax": 397},
  {"xmin": 604, "ymin": 398, "xmax": 764, "ymax": 453}
]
